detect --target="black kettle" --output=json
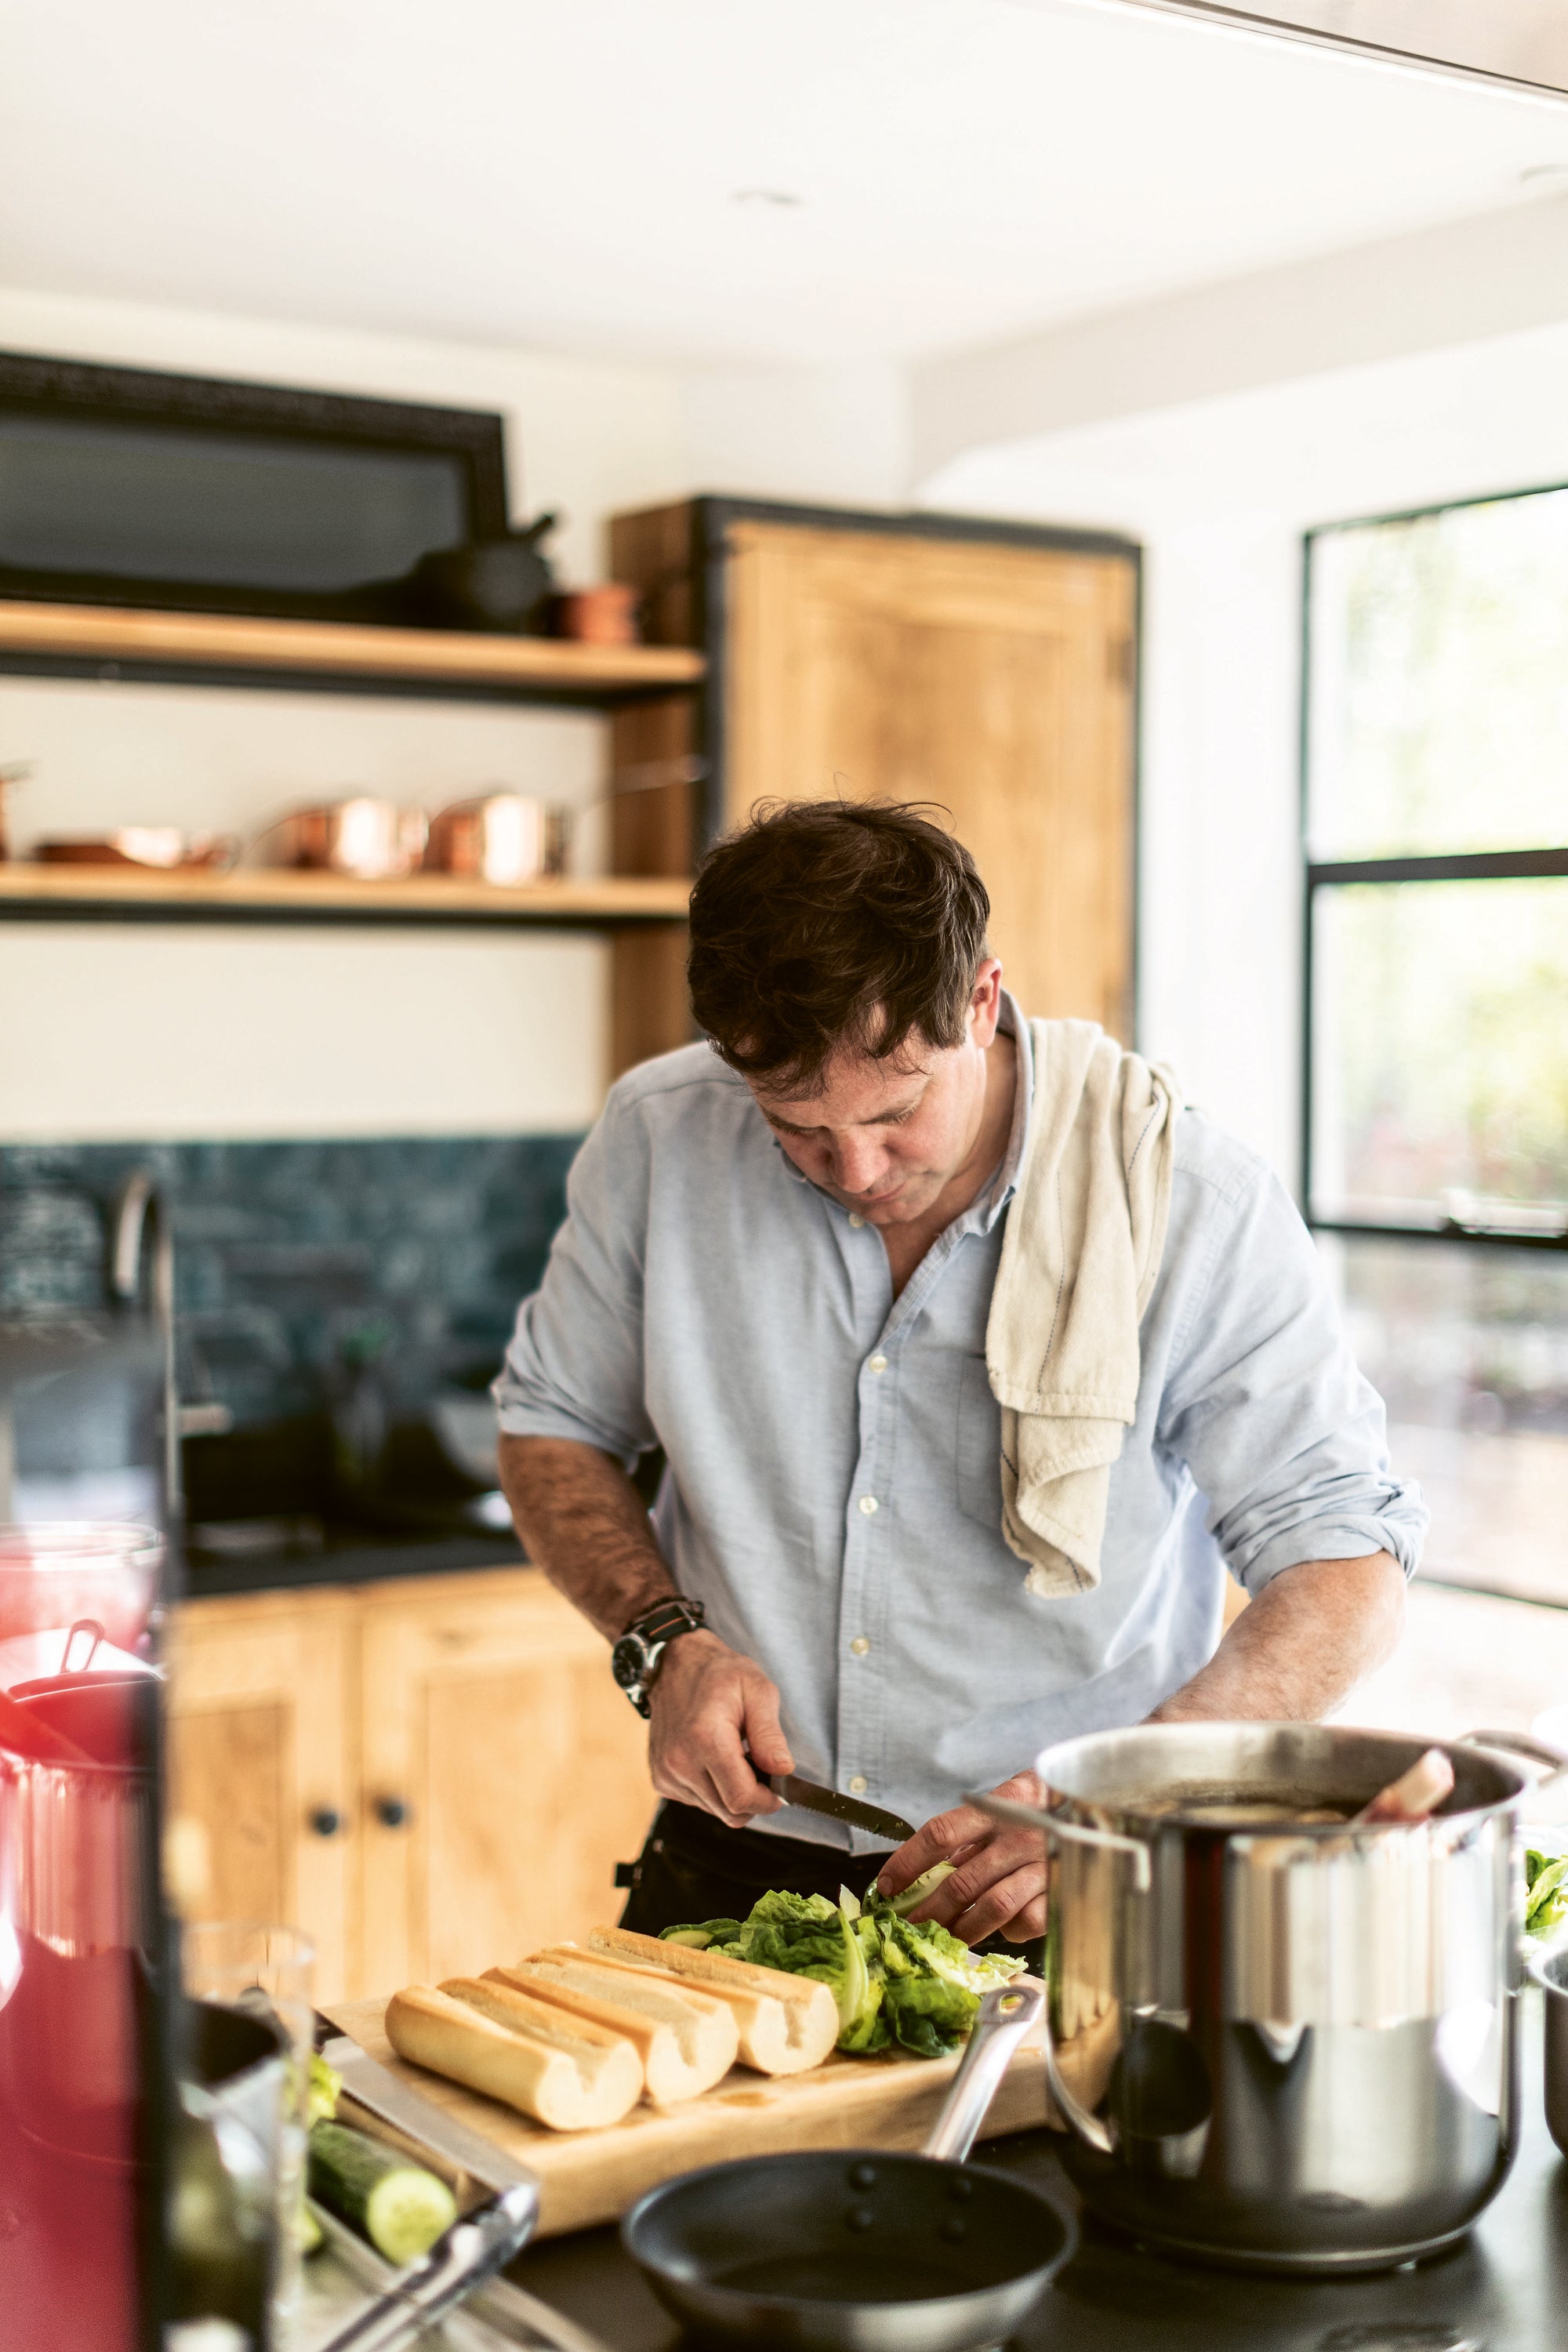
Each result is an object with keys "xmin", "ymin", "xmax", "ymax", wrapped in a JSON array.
[{"xmin": 399, "ymin": 511, "xmax": 558, "ymax": 633}]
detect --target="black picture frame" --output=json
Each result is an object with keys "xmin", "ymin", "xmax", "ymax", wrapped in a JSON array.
[{"xmin": 0, "ymin": 349, "xmax": 509, "ymax": 624}]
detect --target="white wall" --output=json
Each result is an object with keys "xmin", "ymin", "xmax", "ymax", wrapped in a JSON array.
[
  {"xmin": 919, "ymin": 314, "xmax": 1568, "ymax": 1187},
  {"xmin": 0, "ymin": 289, "xmax": 927, "ymax": 1145},
  {"xmin": 0, "ymin": 289, "xmax": 698, "ymax": 1142}
]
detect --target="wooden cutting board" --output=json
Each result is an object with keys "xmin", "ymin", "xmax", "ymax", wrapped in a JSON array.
[{"xmin": 325, "ymin": 1995, "xmax": 1058, "ymax": 2238}]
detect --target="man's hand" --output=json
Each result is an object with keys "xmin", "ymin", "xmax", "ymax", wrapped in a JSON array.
[
  {"xmin": 648, "ymin": 1630, "xmax": 796, "ymax": 1830},
  {"xmin": 873, "ymin": 1771, "xmax": 1046, "ymax": 1945}
]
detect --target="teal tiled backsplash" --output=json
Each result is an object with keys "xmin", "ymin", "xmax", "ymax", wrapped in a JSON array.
[{"xmin": 0, "ymin": 1134, "xmax": 581, "ymax": 1431}]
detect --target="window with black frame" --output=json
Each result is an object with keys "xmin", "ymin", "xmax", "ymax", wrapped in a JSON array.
[{"xmin": 1304, "ymin": 484, "xmax": 1568, "ymax": 1612}]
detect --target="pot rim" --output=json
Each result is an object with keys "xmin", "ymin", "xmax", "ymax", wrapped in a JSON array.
[{"xmin": 1030, "ymin": 1719, "xmax": 1559, "ymax": 1841}]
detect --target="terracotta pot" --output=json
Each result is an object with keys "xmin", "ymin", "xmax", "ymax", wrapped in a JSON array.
[{"xmin": 555, "ymin": 584, "xmax": 641, "ymax": 645}]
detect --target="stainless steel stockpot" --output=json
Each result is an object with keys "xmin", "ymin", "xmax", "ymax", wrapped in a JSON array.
[
  {"xmin": 1527, "ymin": 1940, "xmax": 1568, "ymax": 2158},
  {"xmin": 977, "ymin": 1722, "xmax": 1567, "ymax": 2275}
]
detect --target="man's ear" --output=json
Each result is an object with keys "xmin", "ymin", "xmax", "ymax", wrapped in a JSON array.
[{"xmin": 968, "ymin": 957, "xmax": 1004, "ymax": 1046}]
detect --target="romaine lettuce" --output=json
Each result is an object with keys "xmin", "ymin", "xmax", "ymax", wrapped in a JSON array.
[
  {"xmin": 662, "ymin": 1873, "xmax": 1026, "ymax": 2058},
  {"xmin": 1526, "ymin": 1848, "xmax": 1568, "ymax": 1940}
]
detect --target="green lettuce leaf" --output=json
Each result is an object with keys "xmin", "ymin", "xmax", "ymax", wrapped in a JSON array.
[
  {"xmin": 883, "ymin": 1969, "xmax": 977, "ymax": 2058},
  {"xmin": 661, "ymin": 1873, "xmax": 1026, "ymax": 2059},
  {"xmin": 1526, "ymin": 1849, "xmax": 1568, "ymax": 1939}
]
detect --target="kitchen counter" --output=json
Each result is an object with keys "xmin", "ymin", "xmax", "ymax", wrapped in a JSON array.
[
  {"xmin": 506, "ymin": 1991, "xmax": 1567, "ymax": 2351},
  {"xmin": 180, "ymin": 1526, "xmax": 524, "ymax": 1597}
]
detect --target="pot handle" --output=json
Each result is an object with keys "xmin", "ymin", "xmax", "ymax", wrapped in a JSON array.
[
  {"xmin": 965, "ymin": 1788, "xmax": 1149, "ymax": 2160},
  {"xmin": 1457, "ymin": 1727, "xmax": 1568, "ymax": 1791},
  {"xmin": 965, "ymin": 1788, "xmax": 1153, "ymax": 1892}
]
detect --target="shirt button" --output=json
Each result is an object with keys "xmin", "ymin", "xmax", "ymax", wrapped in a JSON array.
[
  {"xmin": 857, "ymin": 1494, "xmax": 879, "ymax": 1516},
  {"xmin": 867, "ymin": 1352, "xmax": 888, "ymax": 1375},
  {"xmin": 848, "ymin": 1212, "xmax": 866, "ymax": 1229},
  {"xmin": 848, "ymin": 1774, "xmax": 869, "ymax": 1795},
  {"xmin": 850, "ymin": 1635, "xmax": 871, "ymax": 1657}
]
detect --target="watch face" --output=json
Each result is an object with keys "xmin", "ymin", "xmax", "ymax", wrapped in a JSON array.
[{"xmin": 612, "ymin": 1633, "xmax": 645, "ymax": 1691}]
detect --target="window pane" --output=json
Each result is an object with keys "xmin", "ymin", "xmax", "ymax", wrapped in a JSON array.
[
  {"xmin": 1311, "ymin": 877, "xmax": 1568, "ymax": 1229},
  {"xmin": 1322, "ymin": 1232, "xmax": 1568, "ymax": 1608},
  {"xmin": 1307, "ymin": 486, "xmax": 1568, "ymax": 860}
]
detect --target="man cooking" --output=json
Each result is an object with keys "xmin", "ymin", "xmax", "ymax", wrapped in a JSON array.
[{"xmin": 495, "ymin": 800, "xmax": 1425, "ymax": 1949}]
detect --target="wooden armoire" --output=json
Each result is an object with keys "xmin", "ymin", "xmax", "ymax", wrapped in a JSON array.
[{"xmin": 606, "ymin": 496, "xmax": 1139, "ymax": 1079}]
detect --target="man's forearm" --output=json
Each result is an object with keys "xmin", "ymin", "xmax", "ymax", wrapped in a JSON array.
[
  {"xmin": 499, "ymin": 1432, "xmax": 794, "ymax": 1824},
  {"xmin": 498, "ymin": 1432, "xmax": 674, "ymax": 1639},
  {"xmin": 1149, "ymin": 1550, "xmax": 1405, "ymax": 1724}
]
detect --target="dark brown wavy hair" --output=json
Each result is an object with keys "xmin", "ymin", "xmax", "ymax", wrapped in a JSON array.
[{"xmin": 687, "ymin": 799, "xmax": 991, "ymax": 1096}]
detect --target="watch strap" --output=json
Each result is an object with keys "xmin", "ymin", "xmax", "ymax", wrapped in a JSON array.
[
  {"xmin": 624, "ymin": 1595, "xmax": 705, "ymax": 1645},
  {"xmin": 614, "ymin": 1595, "xmax": 706, "ymax": 1716}
]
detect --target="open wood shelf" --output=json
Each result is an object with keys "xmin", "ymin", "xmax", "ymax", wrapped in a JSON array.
[
  {"xmin": 0, "ymin": 862, "xmax": 692, "ymax": 929},
  {"xmin": 0, "ymin": 599, "xmax": 706, "ymax": 707}
]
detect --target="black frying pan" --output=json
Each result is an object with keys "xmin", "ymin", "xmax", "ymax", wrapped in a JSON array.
[{"xmin": 621, "ymin": 1979, "xmax": 1074, "ymax": 2352}]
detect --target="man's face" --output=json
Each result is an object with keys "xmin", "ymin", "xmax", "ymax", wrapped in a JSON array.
[{"xmin": 746, "ymin": 965, "xmax": 1004, "ymax": 1228}]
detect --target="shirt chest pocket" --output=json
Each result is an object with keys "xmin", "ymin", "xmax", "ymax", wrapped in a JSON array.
[{"xmin": 954, "ymin": 1352, "xmax": 1002, "ymax": 1530}]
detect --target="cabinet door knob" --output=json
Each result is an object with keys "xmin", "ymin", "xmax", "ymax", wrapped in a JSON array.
[
  {"xmin": 307, "ymin": 1806, "xmax": 343, "ymax": 1838},
  {"xmin": 373, "ymin": 1796, "xmax": 411, "ymax": 1829}
]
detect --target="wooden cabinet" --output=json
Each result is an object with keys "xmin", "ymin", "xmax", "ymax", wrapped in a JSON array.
[
  {"xmin": 609, "ymin": 497, "xmax": 1140, "ymax": 1072},
  {"xmin": 356, "ymin": 1573, "xmax": 658, "ymax": 1994},
  {"xmin": 164, "ymin": 1587, "xmax": 358, "ymax": 1998},
  {"xmin": 724, "ymin": 520, "xmax": 1136, "ymax": 1040},
  {"xmin": 165, "ymin": 1569, "xmax": 655, "ymax": 2004}
]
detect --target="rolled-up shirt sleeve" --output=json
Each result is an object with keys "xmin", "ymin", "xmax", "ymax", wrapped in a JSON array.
[
  {"xmin": 1156, "ymin": 1154, "xmax": 1428, "ymax": 1594},
  {"xmin": 492, "ymin": 1082, "xmax": 658, "ymax": 1466}
]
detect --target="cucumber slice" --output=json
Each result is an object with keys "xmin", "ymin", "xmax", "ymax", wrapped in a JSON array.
[{"xmin": 307, "ymin": 2121, "xmax": 456, "ymax": 2266}]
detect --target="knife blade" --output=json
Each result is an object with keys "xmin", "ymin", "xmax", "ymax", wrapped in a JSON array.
[
  {"xmin": 768, "ymin": 1773, "xmax": 916, "ymax": 1844},
  {"xmin": 318, "ymin": 2029, "xmax": 538, "ymax": 2197}
]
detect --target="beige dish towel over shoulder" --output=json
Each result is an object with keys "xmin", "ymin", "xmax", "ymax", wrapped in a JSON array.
[{"xmin": 986, "ymin": 1019, "xmax": 1182, "ymax": 1599}]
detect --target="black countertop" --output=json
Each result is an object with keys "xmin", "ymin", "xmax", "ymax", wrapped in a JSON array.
[
  {"xmin": 179, "ymin": 1527, "xmax": 524, "ymax": 1599},
  {"xmin": 506, "ymin": 1994, "xmax": 1568, "ymax": 2351}
]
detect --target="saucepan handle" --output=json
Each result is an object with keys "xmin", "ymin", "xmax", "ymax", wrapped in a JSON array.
[{"xmin": 924, "ymin": 1976, "xmax": 1044, "ymax": 2162}]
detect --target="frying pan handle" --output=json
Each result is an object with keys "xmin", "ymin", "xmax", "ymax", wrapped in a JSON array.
[{"xmin": 924, "ymin": 1977, "xmax": 1044, "ymax": 2163}]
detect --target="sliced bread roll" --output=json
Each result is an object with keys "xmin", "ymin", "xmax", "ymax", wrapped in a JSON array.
[
  {"xmin": 488, "ymin": 1954, "xmax": 738, "ymax": 2103},
  {"xmin": 386, "ymin": 1980, "xmax": 641, "ymax": 2131},
  {"xmin": 584, "ymin": 1926, "xmax": 840, "ymax": 2077}
]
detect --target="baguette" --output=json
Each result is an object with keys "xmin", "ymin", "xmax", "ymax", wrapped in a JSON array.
[
  {"xmin": 385, "ymin": 1980, "xmax": 641, "ymax": 2131},
  {"xmin": 584, "ymin": 1926, "xmax": 840, "ymax": 2076},
  {"xmin": 488, "ymin": 1954, "xmax": 738, "ymax": 2103}
]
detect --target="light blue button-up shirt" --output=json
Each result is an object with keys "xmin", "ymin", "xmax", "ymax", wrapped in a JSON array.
[{"xmin": 495, "ymin": 1000, "xmax": 1426, "ymax": 1858}]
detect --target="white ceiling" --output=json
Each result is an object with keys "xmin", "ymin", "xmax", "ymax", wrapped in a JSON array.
[{"xmin": 2, "ymin": 0, "xmax": 1565, "ymax": 368}]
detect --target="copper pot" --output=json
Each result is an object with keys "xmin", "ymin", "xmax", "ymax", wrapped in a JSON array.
[
  {"xmin": 555, "ymin": 584, "xmax": 640, "ymax": 645},
  {"xmin": 252, "ymin": 798, "xmax": 428, "ymax": 879},
  {"xmin": 423, "ymin": 795, "xmax": 566, "ymax": 885},
  {"xmin": 35, "ymin": 829, "xmax": 235, "ymax": 871}
]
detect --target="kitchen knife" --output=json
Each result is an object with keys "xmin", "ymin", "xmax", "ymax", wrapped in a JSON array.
[
  {"xmin": 317, "ymin": 2027, "xmax": 536, "ymax": 2196},
  {"xmin": 768, "ymin": 1773, "xmax": 916, "ymax": 1844}
]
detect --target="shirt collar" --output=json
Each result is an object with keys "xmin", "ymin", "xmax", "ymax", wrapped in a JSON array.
[{"xmin": 968, "ymin": 989, "xmax": 1032, "ymax": 1235}]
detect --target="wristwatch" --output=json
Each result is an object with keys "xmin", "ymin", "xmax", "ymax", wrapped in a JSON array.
[{"xmin": 612, "ymin": 1595, "xmax": 706, "ymax": 1718}]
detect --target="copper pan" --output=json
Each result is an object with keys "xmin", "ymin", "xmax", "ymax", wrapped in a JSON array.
[{"xmin": 252, "ymin": 799, "xmax": 428, "ymax": 879}]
